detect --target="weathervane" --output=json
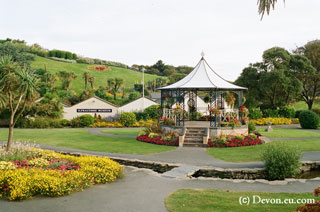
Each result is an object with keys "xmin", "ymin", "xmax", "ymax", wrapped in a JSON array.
[{"xmin": 201, "ymin": 51, "xmax": 205, "ymax": 57}]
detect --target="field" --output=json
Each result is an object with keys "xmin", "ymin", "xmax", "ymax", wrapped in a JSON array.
[
  {"xmin": 294, "ymin": 101, "xmax": 320, "ymax": 110},
  {"xmin": 31, "ymin": 56, "xmax": 166, "ymax": 93},
  {"xmin": 0, "ymin": 129, "xmax": 175, "ymax": 154},
  {"xmin": 166, "ymin": 189, "xmax": 314, "ymax": 212}
]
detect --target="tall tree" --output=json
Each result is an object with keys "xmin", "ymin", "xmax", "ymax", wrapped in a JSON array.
[
  {"xmin": 107, "ymin": 78, "xmax": 123, "ymax": 100},
  {"xmin": 0, "ymin": 56, "xmax": 38, "ymax": 151},
  {"xmin": 293, "ymin": 40, "xmax": 320, "ymax": 109},
  {"xmin": 83, "ymin": 71, "xmax": 90, "ymax": 90}
]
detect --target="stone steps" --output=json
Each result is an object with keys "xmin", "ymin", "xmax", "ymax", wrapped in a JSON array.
[{"xmin": 183, "ymin": 127, "xmax": 206, "ymax": 147}]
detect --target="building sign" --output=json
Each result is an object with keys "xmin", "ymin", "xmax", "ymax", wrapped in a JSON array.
[{"xmin": 77, "ymin": 109, "xmax": 112, "ymax": 113}]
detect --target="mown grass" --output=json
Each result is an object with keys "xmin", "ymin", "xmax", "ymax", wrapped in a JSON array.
[
  {"xmin": 0, "ymin": 129, "xmax": 175, "ymax": 154},
  {"xmin": 166, "ymin": 189, "xmax": 315, "ymax": 212},
  {"xmin": 100, "ymin": 128, "xmax": 142, "ymax": 136},
  {"xmin": 256, "ymin": 128, "xmax": 320, "ymax": 138},
  {"xmin": 31, "ymin": 56, "xmax": 166, "ymax": 93},
  {"xmin": 207, "ymin": 140, "xmax": 320, "ymax": 162},
  {"xmin": 294, "ymin": 101, "xmax": 320, "ymax": 110}
]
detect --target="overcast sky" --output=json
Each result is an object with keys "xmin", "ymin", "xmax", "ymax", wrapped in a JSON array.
[{"xmin": 1, "ymin": 0, "xmax": 319, "ymax": 80}]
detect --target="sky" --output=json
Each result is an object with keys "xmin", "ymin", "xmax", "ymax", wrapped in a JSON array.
[{"xmin": 0, "ymin": 0, "xmax": 319, "ymax": 81}]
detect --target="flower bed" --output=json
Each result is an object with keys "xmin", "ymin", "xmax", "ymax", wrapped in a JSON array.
[
  {"xmin": 136, "ymin": 136, "xmax": 179, "ymax": 146},
  {"xmin": 0, "ymin": 146, "xmax": 123, "ymax": 200},
  {"xmin": 252, "ymin": 117, "xmax": 299, "ymax": 125},
  {"xmin": 207, "ymin": 135, "xmax": 263, "ymax": 148}
]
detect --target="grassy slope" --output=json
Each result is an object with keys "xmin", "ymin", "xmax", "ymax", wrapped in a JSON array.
[
  {"xmin": 165, "ymin": 189, "xmax": 315, "ymax": 212},
  {"xmin": 0, "ymin": 129, "xmax": 175, "ymax": 154},
  {"xmin": 294, "ymin": 101, "xmax": 320, "ymax": 110},
  {"xmin": 31, "ymin": 56, "xmax": 166, "ymax": 93}
]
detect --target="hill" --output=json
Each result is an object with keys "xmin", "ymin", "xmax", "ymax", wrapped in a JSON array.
[{"xmin": 31, "ymin": 56, "xmax": 166, "ymax": 93}]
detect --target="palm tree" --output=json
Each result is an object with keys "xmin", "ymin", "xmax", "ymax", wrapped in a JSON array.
[
  {"xmin": 107, "ymin": 78, "xmax": 123, "ymax": 100},
  {"xmin": 258, "ymin": 0, "xmax": 285, "ymax": 19},
  {"xmin": 88, "ymin": 76, "xmax": 95, "ymax": 89},
  {"xmin": 83, "ymin": 72, "xmax": 90, "ymax": 90},
  {"xmin": 58, "ymin": 71, "xmax": 77, "ymax": 90},
  {"xmin": 0, "ymin": 56, "xmax": 38, "ymax": 151}
]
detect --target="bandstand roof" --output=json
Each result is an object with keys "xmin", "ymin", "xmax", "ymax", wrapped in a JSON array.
[{"xmin": 159, "ymin": 57, "xmax": 247, "ymax": 90}]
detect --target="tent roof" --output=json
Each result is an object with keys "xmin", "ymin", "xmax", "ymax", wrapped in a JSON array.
[{"xmin": 159, "ymin": 57, "xmax": 247, "ymax": 90}]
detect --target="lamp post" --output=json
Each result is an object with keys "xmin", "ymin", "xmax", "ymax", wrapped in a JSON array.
[{"xmin": 142, "ymin": 67, "xmax": 145, "ymax": 110}]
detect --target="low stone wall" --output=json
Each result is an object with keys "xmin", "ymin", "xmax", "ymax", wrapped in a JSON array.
[
  {"xmin": 299, "ymin": 161, "xmax": 320, "ymax": 173},
  {"xmin": 209, "ymin": 126, "xmax": 248, "ymax": 137}
]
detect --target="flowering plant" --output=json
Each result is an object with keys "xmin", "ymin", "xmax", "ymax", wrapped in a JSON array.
[
  {"xmin": 209, "ymin": 106, "xmax": 220, "ymax": 115},
  {"xmin": 208, "ymin": 135, "xmax": 263, "ymax": 148},
  {"xmin": 137, "ymin": 135, "xmax": 179, "ymax": 146},
  {"xmin": 239, "ymin": 105, "xmax": 249, "ymax": 116}
]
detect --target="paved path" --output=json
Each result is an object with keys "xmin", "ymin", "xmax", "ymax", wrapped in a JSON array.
[{"xmin": 1, "ymin": 166, "xmax": 319, "ymax": 212}]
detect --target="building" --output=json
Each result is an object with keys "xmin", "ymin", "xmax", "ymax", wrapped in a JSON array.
[
  {"xmin": 118, "ymin": 97, "xmax": 158, "ymax": 113},
  {"xmin": 62, "ymin": 96, "xmax": 118, "ymax": 120},
  {"xmin": 62, "ymin": 96, "xmax": 159, "ymax": 120}
]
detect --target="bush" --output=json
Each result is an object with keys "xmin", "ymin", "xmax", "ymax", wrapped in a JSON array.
[
  {"xmin": 279, "ymin": 106, "xmax": 295, "ymax": 118},
  {"xmin": 144, "ymin": 105, "xmax": 160, "ymax": 119},
  {"xmin": 134, "ymin": 111, "xmax": 149, "ymax": 121},
  {"xmin": 248, "ymin": 108, "xmax": 262, "ymax": 119},
  {"xmin": 299, "ymin": 110, "xmax": 320, "ymax": 129},
  {"xmin": 60, "ymin": 119, "xmax": 70, "ymax": 127},
  {"xmin": 71, "ymin": 115, "xmax": 95, "ymax": 127},
  {"xmin": 262, "ymin": 109, "xmax": 279, "ymax": 118},
  {"xmin": 248, "ymin": 120, "xmax": 256, "ymax": 133},
  {"xmin": 261, "ymin": 142, "xmax": 300, "ymax": 180},
  {"xmin": 117, "ymin": 112, "xmax": 136, "ymax": 127},
  {"xmin": 295, "ymin": 110, "xmax": 303, "ymax": 118}
]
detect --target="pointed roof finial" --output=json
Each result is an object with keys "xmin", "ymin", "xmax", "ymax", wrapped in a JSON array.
[{"xmin": 201, "ymin": 51, "xmax": 205, "ymax": 58}]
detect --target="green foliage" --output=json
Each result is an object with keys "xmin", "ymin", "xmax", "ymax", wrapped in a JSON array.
[
  {"xmin": 71, "ymin": 115, "xmax": 95, "ymax": 127},
  {"xmin": 134, "ymin": 111, "xmax": 149, "ymax": 121},
  {"xmin": 48, "ymin": 49, "xmax": 77, "ymax": 60},
  {"xmin": 248, "ymin": 120, "xmax": 256, "ymax": 133},
  {"xmin": 0, "ymin": 42, "xmax": 34, "ymax": 65},
  {"xmin": 262, "ymin": 109, "xmax": 279, "ymax": 118},
  {"xmin": 248, "ymin": 108, "xmax": 262, "ymax": 119},
  {"xmin": 107, "ymin": 78, "xmax": 123, "ymax": 100},
  {"xmin": 311, "ymin": 108, "xmax": 320, "ymax": 116},
  {"xmin": 16, "ymin": 117, "xmax": 67, "ymax": 128},
  {"xmin": 261, "ymin": 142, "xmax": 300, "ymax": 180},
  {"xmin": 235, "ymin": 47, "xmax": 302, "ymax": 109},
  {"xmin": 117, "ymin": 112, "xmax": 136, "ymax": 127},
  {"xmin": 299, "ymin": 110, "xmax": 320, "ymax": 129},
  {"xmin": 128, "ymin": 92, "xmax": 140, "ymax": 101},
  {"xmin": 278, "ymin": 106, "xmax": 295, "ymax": 118},
  {"xmin": 144, "ymin": 105, "xmax": 160, "ymax": 119}
]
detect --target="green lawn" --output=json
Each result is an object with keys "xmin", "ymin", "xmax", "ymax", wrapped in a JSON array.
[
  {"xmin": 0, "ymin": 129, "xmax": 175, "ymax": 154},
  {"xmin": 166, "ymin": 189, "xmax": 315, "ymax": 212},
  {"xmin": 207, "ymin": 140, "xmax": 320, "ymax": 162},
  {"xmin": 257, "ymin": 128, "xmax": 320, "ymax": 138},
  {"xmin": 31, "ymin": 56, "xmax": 166, "ymax": 93},
  {"xmin": 100, "ymin": 128, "xmax": 142, "ymax": 136},
  {"xmin": 294, "ymin": 101, "xmax": 320, "ymax": 110}
]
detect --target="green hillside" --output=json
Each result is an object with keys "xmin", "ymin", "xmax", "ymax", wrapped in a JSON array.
[{"xmin": 31, "ymin": 56, "xmax": 166, "ymax": 93}]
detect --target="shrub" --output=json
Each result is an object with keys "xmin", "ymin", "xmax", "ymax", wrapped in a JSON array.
[
  {"xmin": 134, "ymin": 111, "xmax": 149, "ymax": 121},
  {"xmin": 71, "ymin": 115, "xmax": 95, "ymax": 127},
  {"xmin": 262, "ymin": 109, "xmax": 279, "ymax": 118},
  {"xmin": 295, "ymin": 110, "xmax": 303, "ymax": 118},
  {"xmin": 248, "ymin": 120, "xmax": 256, "ymax": 133},
  {"xmin": 248, "ymin": 108, "xmax": 262, "ymax": 119},
  {"xmin": 279, "ymin": 106, "xmax": 295, "ymax": 118},
  {"xmin": 117, "ymin": 112, "xmax": 136, "ymax": 127},
  {"xmin": 299, "ymin": 110, "xmax": 320, "ymax": 129},
  {"xmin": 60, "ymin": 119, "xmax": 70, "ymax": 127},
  {"xmin": 261, "ymin": 142, "xmax": 300, "ymax": 180},
  {"xmin": 144, "ymin": 105, "xmax": 160, "ymax": 119}
]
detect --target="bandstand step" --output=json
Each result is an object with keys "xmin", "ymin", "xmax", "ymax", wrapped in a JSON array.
[{"xmin": 183, "ymin": 143, "xmax": 206, "ymax": 147}]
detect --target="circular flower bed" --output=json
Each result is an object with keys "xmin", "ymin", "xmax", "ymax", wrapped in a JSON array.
[
  {"xmin": 207, "ymin": 135, "xmax": 264, "ymax": 148},
  {"xmin": 0, "ymin": 146, "xmax": 123, "ymax": 200},
  {"xmin": 136, "ymin": 135, "xmax": 179, "ymax": 146}
]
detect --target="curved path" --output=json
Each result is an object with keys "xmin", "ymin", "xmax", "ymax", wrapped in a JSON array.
[{"xmin": 1, "ymin": 166, "xmax": 320, "ymax": 212}]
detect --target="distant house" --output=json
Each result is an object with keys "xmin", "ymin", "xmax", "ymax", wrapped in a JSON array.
[
  {"xmin": 62, "ymin": 96, "xmax": 118, "ymax": 120},
  {"xmin": 62, "ymin": 96, "xmax": 159, "ymax": 120},
  {"xmin": 118, "ymin": 97, "xmax": 158, "ymax": 113}
]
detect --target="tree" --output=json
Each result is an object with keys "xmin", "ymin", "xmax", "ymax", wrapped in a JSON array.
[
  {"xmin": 0, "ymin": 56, "xmax": 38, "ymax": 151},
  {"xmin": 235, "ymin": 47, "xmax": 302, "ymax": 108},
  {"xmin": 58, "ymin": 71, "xmax": 77, "ymax": 90},
  {"xmin": 83, "ymin": 72, "xmax": 90, "ymax": 90},
  {"xmin": 107, "ymin": 78, "xmax": 123, "ymax": 100},
  {"xmin": 88, "ymin": 76, "xmax": 95, "ymax": 89},
  {"xmin": 258, "ymin": 0, "xmax": 285, "ymax": 19},
  {"xmin": 292, "ymin": 40, "xmax": 320, "ymax": 109}
]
